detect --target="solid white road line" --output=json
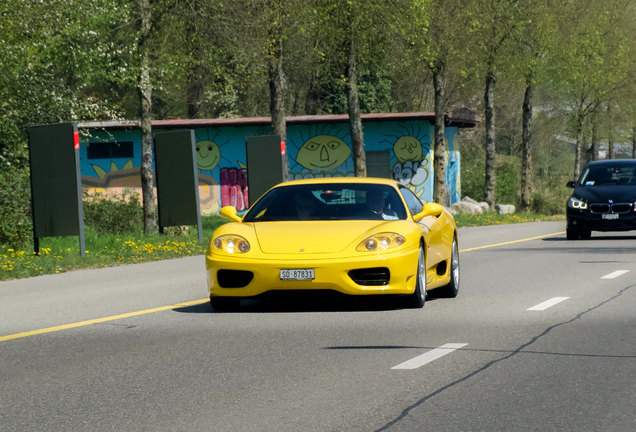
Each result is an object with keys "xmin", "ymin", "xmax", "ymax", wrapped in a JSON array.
[
  {"xmin": 392, "ymin": 343, "xmax": 468, "ymax": 370},
  {"xmin": 601, "ymin": 270, "xmax": 629, "ymax": 279},
  {"xmin": 527, "ymin": 297, "xmax": 570, "ymax": 311}
]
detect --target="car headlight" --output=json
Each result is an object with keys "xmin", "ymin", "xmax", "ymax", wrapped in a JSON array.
[
  {"xmin": 212, "ymin": 235, "xmax": 250, "ymax": 253},
  {"xmin": 357, "ymin": 233, "xmax": 406, "ymax": 252},
  {"xmin": 568, "ymin": 197, "xmax": 588, "ymax": 210}
]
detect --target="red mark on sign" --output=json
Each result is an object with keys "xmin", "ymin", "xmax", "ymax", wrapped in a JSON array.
[
  {"xmin": 73, "ymin": 132, "xmax": 80, "ymax": 150},
  {"xmin": 281, "ymin": 141, "xmax": 286, "ymax": 155}
]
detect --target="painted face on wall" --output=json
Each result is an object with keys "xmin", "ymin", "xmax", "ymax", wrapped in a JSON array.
[
  {"xmin": 296, "ymin": 135, "xmax": 351, "ymax": 171},
  {"xmin": 196, "ymin": 140, "xmax": 221, "ymax": 171},
  {"xmin": 393, "ymin": 136, "xmax": 423, "ymax": 162}
]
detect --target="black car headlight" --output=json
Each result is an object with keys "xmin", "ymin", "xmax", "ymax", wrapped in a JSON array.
[{"xmin": 568, "ymin": 197, "xmax": 588, "ymax": 210}]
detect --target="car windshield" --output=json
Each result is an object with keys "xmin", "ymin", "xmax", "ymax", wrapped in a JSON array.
[
  {"xmin": 243, "ymin": 183, "xmax": 408, "ymax": 222},
  {"xmin": 579, "ymin": 165, "xmax": 636, "ymax": 186}
]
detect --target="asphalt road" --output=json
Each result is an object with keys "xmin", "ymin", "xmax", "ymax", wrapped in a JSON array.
[{"xmin": 2, "ymin": 221, "xmax": 636, "ymax": 432}]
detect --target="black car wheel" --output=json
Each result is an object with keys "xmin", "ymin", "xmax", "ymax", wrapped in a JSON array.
[
  {"xmin": 566, "ymin": 228, "xmax": 580, "ymax": 240},
  {"xmin": 432, "ymin": 236, "xmax": 460, "ymax": 298},
  {"xmin": 406, "ymin": 246, "xmax": 426, "ymax": 308}
]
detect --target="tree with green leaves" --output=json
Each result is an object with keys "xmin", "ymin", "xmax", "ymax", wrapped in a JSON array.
[
  {"xmin": 512, "ymin": 0, "xmax": 554, "ymax": 211},
  {"xmin": 407, "ymin": 0, "xmax": 471, "ymax": 204},
  {"xmin": 313, "ymin": 0, "xmax": 397, "ymax": 177},
  {"xmin": 468, "ymin": 0, "xmax": 523, "ymax": 210},
  {"xmin": 546, "ymin": 0, "xmax": 635, "ymax": 180}
]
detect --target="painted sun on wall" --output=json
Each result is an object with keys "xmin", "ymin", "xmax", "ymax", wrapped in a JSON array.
[{"xmin": 288, "ymin": 125, "xmax": 354, "ymax": 179}]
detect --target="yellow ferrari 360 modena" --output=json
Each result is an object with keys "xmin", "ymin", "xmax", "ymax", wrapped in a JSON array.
[{"xmin": 205, "ymin": 177, "xmax": 459, "ymax": 311}]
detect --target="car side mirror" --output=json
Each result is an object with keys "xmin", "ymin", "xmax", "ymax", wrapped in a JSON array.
[
  {"xmin": 413, "ymin": 203, "xmax": 443, "ymax": 222},
  {"xmin": 219, "ymin": 206, "xmax": 242, "ymax": 223},
  {"xmin": 566, "ymin": 181, "xmax": 576, "ymax": 188}
]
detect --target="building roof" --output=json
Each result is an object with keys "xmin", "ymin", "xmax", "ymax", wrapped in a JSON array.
[{"xmin": 80, "ymin": 109, "xmax": 481, "ymax": 131}]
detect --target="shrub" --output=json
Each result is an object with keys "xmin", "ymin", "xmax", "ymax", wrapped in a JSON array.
[
  {"xmin": 530, "ymin": 175, "xmax": 569, "ymax": 215},
  {"xmin": 82, "ymin": 189, "xmax": 144, "ymax": 235},
  {"xmin": 0, "ymin": 169, "xmax": 33, "ymax": 246},
  {"xmin": 495, "ymin": 157, "xmax": 521, "ymax": 205}
]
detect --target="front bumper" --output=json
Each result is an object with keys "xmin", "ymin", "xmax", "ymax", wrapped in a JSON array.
[
  {"xmin": 206, "ymin": 247, "xmax": 420, "ymax": 298},
  {"xmin": 566, "ymin": 208, "xmax": 636, "ymax": 232}
]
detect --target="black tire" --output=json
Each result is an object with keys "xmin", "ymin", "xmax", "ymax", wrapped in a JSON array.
[
  {"xmin": 406, "ymin": 246, "xmax": 426, "ymax": 308},
  {"xmin": 579, "ymin": 229, "xmax": 591, "ymax": 240},
  {"xmin": 566, "ymin": 228, "xmax": 580, "ymax": 240},
  {"xmin": 432, "ymin": 236, "xmax": 460, "ymax": 298},
  {"xmin": 210, "ymin": 296, "xmax": 241, "ymax": 312}
]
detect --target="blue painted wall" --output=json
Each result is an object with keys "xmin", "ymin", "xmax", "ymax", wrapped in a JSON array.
[{"xmin": 80, "ymin": 120, "xmax": 460, "ymax": 215}]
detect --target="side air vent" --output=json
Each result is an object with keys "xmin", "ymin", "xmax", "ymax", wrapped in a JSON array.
[{"xmin": 348, "ymin": 267, "xmax": 390, "ymax": 286}]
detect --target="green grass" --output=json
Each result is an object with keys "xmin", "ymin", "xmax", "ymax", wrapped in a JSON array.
[
  {"xmin": 453, "ymin": 212, "xmax": 565, "ymax": 227},
  {"xmin": 0, "ymin": 212, "xmax": 565, "ymax": 282},
  {"xmin": 0, "ymin": 215, "xmax": 228, "ymax": 281}
]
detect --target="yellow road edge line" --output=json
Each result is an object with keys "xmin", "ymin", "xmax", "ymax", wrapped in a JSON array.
[
  {"xmin": 2, "ymin": 231, "xmax": 565, "ymax": 343},
  {"xmin": 0, "ymin": 298, "xmax": 209, "ymax": 343},
  {"xmin": 459, "ymin": 231, "xmax": 566, "ymax": 253}
]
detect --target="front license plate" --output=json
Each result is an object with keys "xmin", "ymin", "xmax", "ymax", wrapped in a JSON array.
[
  {"xmin": 602, "ymin": 213, "xmax": 619, "ymax": 220},
  {"xmin": 280, "ymin": 269, "xmax": 315, "ymax": 280}
]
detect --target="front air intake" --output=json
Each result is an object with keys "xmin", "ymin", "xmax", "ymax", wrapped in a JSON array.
[
  {"xmin": 217, "ymin": 270, "xmax": 254, "ymax": 288},
  {"xmin": 348, "ymin": 267, "xmax": 390, "ymax": 286}
]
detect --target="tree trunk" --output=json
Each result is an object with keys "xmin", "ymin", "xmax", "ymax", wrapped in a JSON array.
[
  {"xmin": 519, "ymin": 81, "xmax": 532, "ymax": 211},
  {"xmin": 346, "ymin": 37, "xmax": 365, "ymax": 177},
  {"xmin": 432, "ymin": 68, "xmax": 446, "ymax": 204},
  {"xmin": 269, "ymin": 8, "xmax": 288, "ymax": 181},
  {"xmin": 632, "ymin": 126, "xmax": 636, "ymax": 159},
  {"xmin": 138, "ymin": 0, "xmax": 157, "ymax": 234},
  {"xmin": 269, "ymin": 31, "xmax": 286, "ymax": 143},
  {"xmin": 607, "ymin": 104, "xmax": 614, "ymax": 159},
  {"xmin": 573, "ymin": 115, "xmax": 583, "ymax": 181},
  {"xmin": 483, "ymin": 71, "xmax": 496, "ymax": 211},
  {"xmin": 186, "ymin": 4, "xmax": 202, "ymax": 119},
  {"xmin": 591, "ymin": 116, "xmax": 598, "ymax": 161},
  {"xmin": 305, "ymin": 78, "xmax": 320, "ymax": 115},
  {"xmin": 187, "ymin": 80, "xmax": 202, "ymax": 119}
]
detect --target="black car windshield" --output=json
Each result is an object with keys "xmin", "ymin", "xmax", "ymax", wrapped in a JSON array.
[
  {"xmin": 243, "ymin": 183, "xmax": 408, "ymax": 222},
  {"xmin": 579, "ymin": 165, "xmax": 636, "ymax": 186}
]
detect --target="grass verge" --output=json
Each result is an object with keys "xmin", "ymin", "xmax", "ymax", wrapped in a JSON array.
[
  {"xmin": 453, "ymin": 213, "xmax": 565, "ymax": 227},
  {"xmin": 0, "ymin": 213, "xmax": 564, "ymax": 282},
  {"xmin": 0, "ymin": 215, "xmax": 227, "ymax": 281}
]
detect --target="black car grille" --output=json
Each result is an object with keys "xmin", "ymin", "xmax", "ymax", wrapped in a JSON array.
[
  {"xmin": 590, "ymin": 204, "xmax": 610, "ymax": 213},
  {"xmin": 589, "ymin": 203, "xmax": 632, "ymax": 214},
  {"xmin": 348, "ymin": 267, "xmax": 390, "ymax": 286},
  {"xmin": 611, "ymin": 203, "xmax": 632, "ymax": 213},
  {"xmin": 217, "ymin": 270, "xmax": 254, "ymax": 288}
]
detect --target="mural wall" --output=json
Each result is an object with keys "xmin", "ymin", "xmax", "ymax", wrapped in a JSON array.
[{"xmin": 79, "ymin": 120, "xmax": 459, "ymax": 215}]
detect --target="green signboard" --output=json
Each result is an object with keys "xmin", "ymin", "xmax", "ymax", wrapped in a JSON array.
[{"xmin": 28, "ymin": 122, "xmax": 85, "ymax": 256}]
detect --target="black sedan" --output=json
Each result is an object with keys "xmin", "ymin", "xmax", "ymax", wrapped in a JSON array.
[{"xmin": 566, "ymin": 159, "xmax": 636, "ymax": 239}]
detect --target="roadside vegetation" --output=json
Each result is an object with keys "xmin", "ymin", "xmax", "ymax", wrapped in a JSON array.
[
  {"xmin": 0, "ymin": 189, "xmax": 564, "ymax": 282},
  {"xmin": 1, "ymin": 0, "xmax": 632, "ymax": 280}
]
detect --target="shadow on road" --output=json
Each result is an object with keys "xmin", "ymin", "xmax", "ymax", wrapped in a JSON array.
[
  {"xmin": 543, "ymin": 235, "xmax": 636, "ymax": 241},
  {"xmin": 173, "ymin": 291, "xmax": 444, "ymax": 314}
]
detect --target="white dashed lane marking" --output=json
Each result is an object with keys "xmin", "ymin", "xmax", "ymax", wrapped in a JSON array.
[
  {"xmin": 527, "ymin": 297, "xmax": 570, "ymax": 311},
  {"xmin": 392, "ymin": 343, "xmax": 468, "ymax": 370},
  {"xmin": 601, "ymin": 270, "xmax": 629, "ymax": 279}
]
